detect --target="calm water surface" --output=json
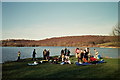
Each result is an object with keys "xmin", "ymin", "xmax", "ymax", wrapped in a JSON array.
[{"xmin": 1, "ymin": 46, "xmax": 119, "ymax": 63}]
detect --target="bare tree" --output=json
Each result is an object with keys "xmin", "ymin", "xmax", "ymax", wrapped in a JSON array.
[
  {"xmin": 112, "ymin": 24, "xmax": 120, "ymax": 36},
  {"xmin": 111, "ymin": 24, "xmax": 120, "ymax": 45}
]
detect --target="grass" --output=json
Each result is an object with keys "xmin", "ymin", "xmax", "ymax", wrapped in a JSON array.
[{"xmin": 2, "ymin": 56, "xmax": 120, "ymax": 80}]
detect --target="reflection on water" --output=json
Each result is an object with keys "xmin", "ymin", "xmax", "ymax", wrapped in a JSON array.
[{"xmin": 2, "ymin": 47, "xmax": 119, "ymax": 63}]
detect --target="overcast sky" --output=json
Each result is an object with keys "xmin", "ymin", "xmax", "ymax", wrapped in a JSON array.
[{"xmin": 2, "ymin": 1, "xmax": 118, "ymax": 40}]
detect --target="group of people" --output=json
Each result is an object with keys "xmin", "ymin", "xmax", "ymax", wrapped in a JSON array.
[
  {"xmin": 43, "ymin": 49, "xmax": 50, "ymax": 60},
  {"xmin": 60, "ymin": 48, "xmax": 70, "ymax": 61},
  {"xmin": 17, "ymin": 47, "xmax": 102, "ymax": 65},
  {"xmin": 32, "ymin": 49, "xmax": 50, "ymax": 61},
  {"xmin": 17, "ymin": 49, "xmax": 50, "ymax": 61},
  {"xmin": 75, "ymin": 48, "xmax": 101, "ymax": 64},
  {"xmin": 60, "ymin": 48, "xmax": 71, "ymax": 64}
]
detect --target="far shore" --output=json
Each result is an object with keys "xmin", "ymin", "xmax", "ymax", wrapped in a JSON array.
[
  {"xmin": 85, "ymin": 46, "xmax": 120, "ymax": 48},
  {"xmin": 1, "ymin": 45, "xmax": 120, "ymax": 48},
  {"xmin": 99, "ymin": 46, "xmax": 120, "ymax": 48}
]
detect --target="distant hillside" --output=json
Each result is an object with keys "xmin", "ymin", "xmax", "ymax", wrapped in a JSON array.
[{"xmin": 1, "ymin": 35, "xmax": 120, "ymax": 47}]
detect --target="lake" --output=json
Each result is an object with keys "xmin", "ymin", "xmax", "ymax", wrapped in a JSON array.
[{"xmin": 1, "ymin": 46, "xmax": 119, "ymax": 63}]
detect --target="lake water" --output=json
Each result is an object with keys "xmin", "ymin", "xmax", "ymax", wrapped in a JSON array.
[{"xmin": 1, "ymin": 46, "xmax": 119, "ymax": 63}]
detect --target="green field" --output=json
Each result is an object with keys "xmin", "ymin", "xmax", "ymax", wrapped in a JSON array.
[{"xmin": 2, "ymin": 56, "xmax": 120, "ymax": 80}]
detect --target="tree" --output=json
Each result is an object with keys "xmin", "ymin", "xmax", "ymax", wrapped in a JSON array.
[
  {"xmin": 111, "ymin": 24, "xmax": 120, "ymax": 45},
  {"xmin": 112, "ymin": 24, "xmax": 120, "ymax": 36}
]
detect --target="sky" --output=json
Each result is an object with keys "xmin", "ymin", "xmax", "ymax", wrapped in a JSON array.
[
  {"xmin": 1, "ymin": 0, "xmax": 120, "ymax": 2},
  {"xmin": 2, "ymin": 2, "xmax": 118, "ymax": 40}
]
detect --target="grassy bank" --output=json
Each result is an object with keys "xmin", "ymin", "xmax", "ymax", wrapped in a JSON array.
[
  {"xmin": 2, "ymin": 56, "xmax": 120, "ymax": 80},
  {"xmin": 97, "ymin": 42, "xmax": 120, "ymax": 48}
]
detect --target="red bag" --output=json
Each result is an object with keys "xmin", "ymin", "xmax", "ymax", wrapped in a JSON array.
[{"xmin": 83, "ymin": 58, "xmax": 88, "ymax": 62}]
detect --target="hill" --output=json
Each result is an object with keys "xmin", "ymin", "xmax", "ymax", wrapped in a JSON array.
[{"xmin": 1, "ymin": 35, "xmax": 120, "ymax": 47}]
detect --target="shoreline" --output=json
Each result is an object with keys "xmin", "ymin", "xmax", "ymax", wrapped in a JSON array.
[
  {"xmin": 2, "ymin": 55, "xmax": 119, "ymax": 64},
  {"xmin": 1, "ymin": 46, "xmax": 120, "ymax": 48},
  {"xmin": 89, "ymin": 46, "xmax": 120, "ymax": 48},
  {"xmin": 99, "ymin": 46, "xmax": 120, "ymax": 48}
]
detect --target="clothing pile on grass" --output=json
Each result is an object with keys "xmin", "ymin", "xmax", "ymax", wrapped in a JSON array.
[
  {"xmin": 27, "ymin": 56, "xmax": 60, "ymax": 66},
  {"xmin": 27, "ymin": 56, "xmax": 106, "ymax": 66},
  {"xmin": 75, "ymin": 56, "xmax": 106, "ymax": 66}
]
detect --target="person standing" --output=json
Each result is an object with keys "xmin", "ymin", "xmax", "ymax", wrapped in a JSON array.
[
  {"xmin": 83, "ymin": 50, "xmax": 88, "ymax": 62},
  {"xmin": 84, "ymin": 48, "xmax": 90, "ymax": 61},
  {"xmin": 61, "ymin": 49, "xmax": 65, "ymax": 62},
  {"xmin": 66, "ymin": 49, "xmax": 70, "ymax": 60},
  {"xmin": 64, "ymin": 48, "xmax": 67, "ymax": 56},
  {"xmin": 64, "ymin": 48, "xmax": 70, "ymax": 60},
  {"xmin": 80, "ymin": 49, "xmax": 84, "ymax": 63},
  {"xmin": 43, "ymin": 49, "xmax": 47, "ymax": 60},
  {"xmin": 17, "ymin": 51, "xmax": 21, "ymax": 61},
  {"xmin": 47, "ymin": 49, "xmax": 50, "ymax": 60},
  {"xmin": 94, "ymin": 49, "xmax": 99, "ymax": 59},
  {"xmin": 32, "ymin": 49, "xmax": 36, "ymax": 61},
  {"xmin": 75, "ymin": 48, "xmax": 80, "ymax": 58},
  {"xmin": 75, "ymin": 48, "xmax": 80, "ymax": 63}
]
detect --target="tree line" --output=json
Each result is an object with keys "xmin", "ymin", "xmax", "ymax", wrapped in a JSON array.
[{"xmin": 1, "ymin": 35, "xmax": 119, "ymax": 47}]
